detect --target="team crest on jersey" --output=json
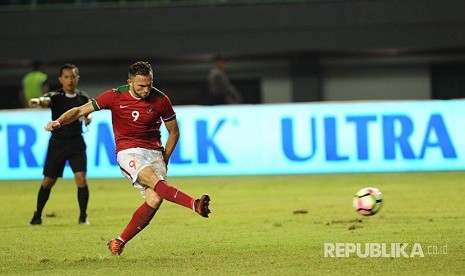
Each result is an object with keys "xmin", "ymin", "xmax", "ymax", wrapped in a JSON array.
[{"xmin": 146, "ymin": 107, "xmax": 154, "ymax": 114}]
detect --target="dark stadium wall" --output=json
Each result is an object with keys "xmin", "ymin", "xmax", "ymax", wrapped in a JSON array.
[
  {"xmin": 1, "ymin": 0, "xmax": 465, "ymax": 108},
  {"xmin": 0, "ymin": 0, "xmax": 464, "ymax": 62}
]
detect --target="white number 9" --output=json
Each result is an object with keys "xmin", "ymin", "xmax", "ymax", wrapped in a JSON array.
[{"xmin": 132, "ymin": 111, "xmax": 140, "ymax": 121}]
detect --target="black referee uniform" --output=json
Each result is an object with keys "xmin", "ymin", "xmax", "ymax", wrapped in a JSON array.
[{"xmin": 43, "ymin": 89, "xmax": 90, "ymax": 178}]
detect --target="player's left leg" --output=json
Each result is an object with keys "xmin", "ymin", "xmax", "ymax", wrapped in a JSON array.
[
  {"xmin": 118, "ymin": 150, "xmax": 207, "ymax": 214},
  {"xmin": 148, "ymin": 153, "xmax": 211, "ymax": 217},
  {"xmin": 69, "ymin": 141, "xmax": 89, "ymax": 224},
  {"xmin": 138, "ymin": 165, "xmax": 198, "ymax": 211},
  {"xmin": 109, "ymin": 165, "xmax": 207, "ymax": 255},
  {"xmin": 74, "ymin": 171, "xmax": 89, "ymax": 224},
  {"xmin": 153, "ymin": 179, "xmax": 211, "ymax": 217}
]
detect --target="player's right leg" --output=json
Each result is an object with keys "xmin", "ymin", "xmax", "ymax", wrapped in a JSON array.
[
  {"xmin": 107, "ymin": 239, "xmax": 125, "ymax": 256},
  {"xmin": 108, "ymin": 149, "xmax": 211, "ymax": 255},
  {"xmin": 30, "ymin": 138, "xmax": 66, "ymax": 225},
  {"xmin": 109, "ymin": 187, "xmax": 161, "ymax": 253},
  {"xmin": 30, "ymin": 176, "xmax": 57, "ymax": 225}
]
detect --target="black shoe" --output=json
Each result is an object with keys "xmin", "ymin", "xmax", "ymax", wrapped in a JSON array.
[
  {"xmin": 79, "ymin": 215, "xmax": 90, "ymax": 225},
  {"xmin": 194, "ymin": 194, "xmax": 211, "ymax": 218},
  {"xmin": 29, "ymin": 212, "xmax": 42, "ymax": 225}
]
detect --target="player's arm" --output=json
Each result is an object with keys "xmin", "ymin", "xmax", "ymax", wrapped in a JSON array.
[
  {"xmin": 44, "ymin": 101, "xmax": 95, "ymax": 131},
  {"xmin": 83, "ymin": 99, "xmax": 93, "ymax": 126},
  {"xmin": 163, "ymin": 118, "xmax": 180, "ymax": 165},
  {"xmin": 28, "ymin": 96, "xmax": 51, "ymax": 108}
]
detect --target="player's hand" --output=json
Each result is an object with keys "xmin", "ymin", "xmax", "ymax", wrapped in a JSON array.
[
  {"xmin": 84, "ymin": 116, "xmax": 92, "ymax": 126},
  {"xmin": 28, "ymin": 98, "xmax": 40, "ymax": 108},
  {"xmin": 164, "ymin": 158, "xmax": 169, "ymax": 172},
  {"xmin": 44, "ymin": 120, "xmax": 62, "ymax": 132},
  {"xmin": 162, "ymin": 151, "xmax": 169, "ymax": 171}
]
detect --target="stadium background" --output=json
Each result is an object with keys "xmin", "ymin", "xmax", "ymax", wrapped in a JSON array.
[
  {"xmin": 1, "ymin": 0, "xmax": 465, "ymax": 179},
  {"xmin": 1, "ymin": 3, "xmax": 465, "ymax": 275}
]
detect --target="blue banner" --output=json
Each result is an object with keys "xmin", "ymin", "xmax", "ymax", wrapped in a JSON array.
[{"xmin": 1, "ymin": 100, "xmax": 464, "ymax": 180}]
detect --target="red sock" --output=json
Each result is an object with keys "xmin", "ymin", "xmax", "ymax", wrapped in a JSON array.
[
  {"xmin": 119, "ymin": 202, "xmax": 157, "ymax": 243},
  {"xmin": 154, "ymin": 180, "xmax": 195, "ymax": 210}
]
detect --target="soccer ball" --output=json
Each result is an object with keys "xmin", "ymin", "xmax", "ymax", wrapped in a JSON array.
[{"xmin": 353, "ymin": 187, "xmax": 383, "ymax": 216}]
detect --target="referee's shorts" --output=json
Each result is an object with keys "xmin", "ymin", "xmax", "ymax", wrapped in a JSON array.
[{"xmin": 43, "ymin": 136, "xmax": 87, "ymax": 178}]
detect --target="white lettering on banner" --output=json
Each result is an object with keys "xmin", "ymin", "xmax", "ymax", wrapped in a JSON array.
[
  {"xmin": 281, "ymin": 113, "xmax": 457, "ymax": 162},
  {"xmin": 324, "ymin": 242, "xmax": 447, "ymax": 258},
  {"xmin": 323, "ymin": 243, "xmax": 413, "ymax": 258},
  {"xmin": 1, "ymin": 100, "xmax": 465, "ymax": 179}
]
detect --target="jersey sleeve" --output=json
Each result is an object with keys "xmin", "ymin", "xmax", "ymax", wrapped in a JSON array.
[
  {"xmin": 161, "ymin": 95, "xmax": 176, "ymax": 122},
  {"xmin": 79, "ymin": 90, "xmax": 91, "ymax": 102},
  {"xmin": 91, "ymin": 90, "xmax": 115, "ymax": 111},
  {"xmin": 43, "ymin": 91, "xmax": 59, "ymax": 98},
  {"xmin": 44, "ymin": 91, "xmax": 60, "ymax": 107}
]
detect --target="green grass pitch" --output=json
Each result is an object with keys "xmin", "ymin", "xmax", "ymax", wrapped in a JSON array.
[{"xmin": 1, "ymin": 172, "xmax": 464, "ymax": 275}]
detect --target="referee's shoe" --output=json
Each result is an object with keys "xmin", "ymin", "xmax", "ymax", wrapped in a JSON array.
[
  {"xmin": 29, "ymin": 212, "xmax": 42, "ymax": 225},
  {"xmin": 79, "ymin": 215, "xmax": 90, "ymax": 225}
]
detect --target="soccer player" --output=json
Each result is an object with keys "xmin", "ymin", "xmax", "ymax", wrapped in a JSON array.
[
  {"xmin": 44, "ymin": 61, "xmax": 211, "ymax": 256},
  {"xmin": 29, "ymin": 63, "xmax": 92, "ymax": 225}
]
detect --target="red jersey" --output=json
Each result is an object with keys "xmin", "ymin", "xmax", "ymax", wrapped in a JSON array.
[{"xmin": 91, "ymin": 85, "xmax": 176, "ymax": 153}]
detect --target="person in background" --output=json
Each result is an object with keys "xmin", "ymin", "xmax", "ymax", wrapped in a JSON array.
[
  {"xmin": 29, "ymin": 63, "xmax": 92, "ymax": 225},
  {"xmin": 207, "ymin": 56, "xmax": 243, "ymax": 105},
  {"xmin": 19, "ymin": 60, "xmax": 49, "ymax": 108},
  {"xmin": 43, "ymin": 61, "xmax": 211, "ymax": 256}
]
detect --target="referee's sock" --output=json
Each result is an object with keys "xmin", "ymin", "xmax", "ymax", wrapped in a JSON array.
[
  {"xmin": 77, "ymin": 186, "xmax": 89, "ymax": 218},
  {"xmin": 35, "ymin": 186, "xmax": 51, "ymax": 217},
  {"xmin": 154, "ymin": 180, "xmax": 195, "ymax": 210}
]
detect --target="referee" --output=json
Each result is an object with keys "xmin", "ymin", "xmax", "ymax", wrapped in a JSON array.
[{"xmin": 29, "ymin": 63, "xmax": 92, "ymax": 225}]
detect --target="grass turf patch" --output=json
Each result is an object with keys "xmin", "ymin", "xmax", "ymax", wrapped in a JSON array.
[{"xmin": 0, "ymin": 172, "xmax": 464, "ymax": 275}]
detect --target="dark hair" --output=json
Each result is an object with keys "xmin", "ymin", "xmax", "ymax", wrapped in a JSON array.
[
  {"xmin": 128, "ymin": 61, "xmax": 153, "ymax": 78},
  {"xmin": 59, "ymin": 63, "xmax": 79, "ymax": 76}
]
